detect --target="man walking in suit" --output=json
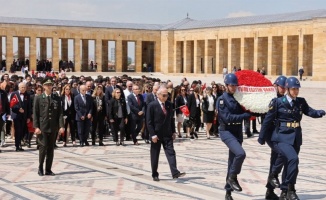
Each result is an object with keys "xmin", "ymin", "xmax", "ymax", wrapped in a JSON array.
[
  {"xmin": 10, "ymin": 82, "xmax": 32, "ymax": 151},
  {"xmin": 33, "ymin": 79, "xmax": 64, "ymax": 176},
  {"xmin": 127, "ymin": 85, "xmax": 145, "ymax": 145},
  {"xmin": 146, "ymin": 86, "xmax": 186, "ymax": 181},
  {"xmin": 74, "ymin": 85, "xmax": 93, "ymax": 146}
]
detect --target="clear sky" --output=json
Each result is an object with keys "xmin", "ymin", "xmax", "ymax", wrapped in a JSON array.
[{"xmin": 1, "ymin": 0, "xmax": 326, "ymax": 24}]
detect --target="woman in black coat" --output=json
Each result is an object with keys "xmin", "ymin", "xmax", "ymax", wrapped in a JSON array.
[
  {"xmin": 187, "ymin": 86, "xmax": 201, "ymax": 139},
  {"xmin": 91, "ymin": 85, "xmax": 106, "ymax": 146},
  {"xmin": 175, "ymin": 86, "xmax": 188, "ymax": 138},
  {"xmin": 61, "ymin": 84, "xmax": 76, "ymax": 147},
  {"xmin": 108, "ymin": 88, "xmax": 128, "ymax": 146},
  {"xmin": 202, "ymin": 87, "xmax": 217, "ymax": 139}
]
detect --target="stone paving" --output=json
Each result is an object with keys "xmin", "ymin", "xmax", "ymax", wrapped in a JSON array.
[{"xmin": 0, "ymin": 73, "xmax": 326, "ymax": 200}]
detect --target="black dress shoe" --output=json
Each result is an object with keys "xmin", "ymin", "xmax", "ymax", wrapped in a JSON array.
[
  {"xmin": 268, "ymin": 173, "xmax": 280, "ymax": 188},
  {"xmin": 227, "ymin": 174, "xmax": 242, "ymax": 192},
  {"xmin": 287, "ymin": 184, "xmax": 299, "ymax": 200},
  {"xmin": 16, "ymin": 148, "xmax": 24, "ymax": 152},
  {"xmin": 253, "ymin": 130, "xmax": 259, "ymax": 134},
  {"xmin": 99, "ymin": 142, "xmax": 104, "ymax": 146},
  {"xmin": 92, "ymin": 141, "xmax": 95, "ymax": 146},
  {"xmin": 116, "ymin": 142, "xmax": 120, "ymax": 146},
  {"xmin": 173, "ymin": 172, "xmax": 186, "ymax": 179},
  {"xmin": 279, "ymin": 190, "xmax": 287, "ymax": 200},
  {"xmin": 265, "ymin": 189, "xmax": 278, "ymax": 200},
  {"xmin": 85, "ymin": 141, "xmax": 90, "ymax": 146},
  {"xmin": 194, "ymin": 132, "xmax": 198, "ymax": 139},
  {"xmin": 153, "ymin": 177, "xmax": 160, "ymax": 181},
  {"xmin": 225, "ymin": 192, "xmax": 234, "ymax": 200},
  {"xmin": 247, "ymin": 132, "xmax": 253, "ymax": 138},
  {"xmin": 45, "ymin": 171, "xmax": 55, "ymax": 176},
  {"xmin": 38, "ymin": 169, "xmax": 44, "ymax": 176},
  {"xmin": 134, "ymin": 142, "xmax": 140, "ymax": 145},
  {"xmin": 120, "ymin": 142, "xmax": 125, "ymax": 146}
]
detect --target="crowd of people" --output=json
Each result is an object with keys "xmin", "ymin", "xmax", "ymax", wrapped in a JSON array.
[
  {"xmin": 0, "ymin": 68, "xmax": 322, "ymax": 200},
  {"xmin": 0, "ymin": 72, "xmax": 232, "ymax": 151}
]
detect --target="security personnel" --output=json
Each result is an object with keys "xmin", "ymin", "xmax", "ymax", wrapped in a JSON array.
[
  {"xmin": 33, "ymin": 79, "xmax": 64, "ymax": 176},
  {"xmin": 259, "ymin": 75, "xmax": 287, "ymax": 200},
  {"xmin": 217, "ymin": 73, "xmax": 251, "ymax": 200},
  {"xmin": 258, "ymin": 77, "xmax": 325, "ymax": 200}
]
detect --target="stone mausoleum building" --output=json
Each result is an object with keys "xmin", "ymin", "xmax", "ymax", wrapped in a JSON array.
[{"xmin": 1, "ymin": 9, "xmax": 326, "ymax": 80}]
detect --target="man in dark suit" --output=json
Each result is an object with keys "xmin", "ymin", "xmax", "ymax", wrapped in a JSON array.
[
  {"xmin": 34, "ymin": 79, "xmax": 64, "ymax": 176},
  {"xmin": 146, "ymin": 86, "xmax": 186, "ymax": 181},
  {"xmin": 10, "ymin": 82, "xmax": 32, "ymax": 151},
  {"xmin": 127, "ymin": 85, "xmax": 145, "ymax": 145},
  {"xmin": 74, "ymin": 85, "xmax": 93, "ymax": 146}
]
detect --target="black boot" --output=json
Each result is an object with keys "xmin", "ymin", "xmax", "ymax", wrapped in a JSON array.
[
  {"xmin": 268, "ymin": 173, "xmax": 280, "ymax": 188},
  {"xmin": 225, "ymin": 191, "xmax": 233, "ymax": 200},
  {"xmin": 287, "ymin": 184, "xmax": 300, "ymax": 200},
  {"xmin": 227, "ymin": 174, "xmax": 242, "ymax": 192},
  {"xmin": 265, "ymin": 188, "xmax": 278, "ymax": 200},
  {"xmin": 279, "ymin": 190, "xmax": 287, "ymax": 200}
]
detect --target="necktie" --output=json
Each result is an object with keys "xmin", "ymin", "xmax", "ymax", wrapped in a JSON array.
[
  {"xmin": 162, "ymin": 103, "xmax": 167, "ymax": 115},
  {"xmin": 136, "ymin": 95, "xmax": 140, "ymax": 105},
  {"xmin": 154, "ymin": 94, "xmax": 157, "ymax": 100},
  {"xmin": 47, "ymin": 95, "xmax": 50, "ymax": 105},
  {"xmin": 82, "ymin": 95, "xmax": 86, "ymax": 104}
]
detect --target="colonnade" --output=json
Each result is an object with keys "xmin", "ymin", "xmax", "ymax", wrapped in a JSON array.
[{"xmin": 175, "ymin": 35, "xmax": 313, "ymax": 76}]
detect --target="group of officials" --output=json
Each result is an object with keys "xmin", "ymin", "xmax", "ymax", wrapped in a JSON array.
[
  {"xmin": 0, "ymin": 71, "xmax": 323, "ymax": 200},
  {"xmin": 219, "ymin": 73, "xmax": 325, "ymax": 200}
]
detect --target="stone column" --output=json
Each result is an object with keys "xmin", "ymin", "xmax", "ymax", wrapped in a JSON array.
[
  {"xmin": 282, "ymin": 36, "xmax": 288, "ymax": 75},
  {"xmin": 240, "ymin": 38, "xmax": 245, "ymax": 69},
  {"xmin": 193, "ymin": 40, "xmax": 198, "ymax": 74},
  {"xmin": 204, "ymin": 39, "xmax": 209, "ymax": 74},
  {"xmin": 102, "ymin": 40, "xmax": 108, "ymax": 72},
  {"xmin": 29, "ymin": 36, "xmax": 37, "ymax": 71},
  {"xmin": 253, "ymin": 37, "xmax": 258, "ymax": 71},
  {"xmin": 116, "ymin": 39, "xmax": 122, "ymax": 72},
  {"xmin": 227, "ymin": 38, "xmax": 232, "ymax": 72},
  {"xmin": 74, "ymin": 38, "xmax": 81, "ymax": 72},
  {"xmin": 82, "ymin": 39, "xmax": 89, "ymax": 71},
  {"xmin": 6, "ymin": 34, "xmax": 13, "ymax": 71},
  {"xmin": 135, "ymin": 40, "xmax": 142, "ymax": 72},
  {"xmin": 52, "ymin": 37, "xmax": 59, "ymax": 71},
  {"xmin": 267, "ymin": 36, "xmax": 273, "ymax": 75},
  {"xmin": 61, "ymin": 38, "xmax": 68, "ymax": 61},
  {"xmin": 95, "ymin": 38, "xmax": 102, "ymax": 72},
  {"xmin": 40, "ymin": 37, "xmax": 47, "ymax": 60},
  {"xmin": 183, "ymin": 39, "xmax": 187, "ymax": 73},
  {"xmin": 215, "ymin": 39, "xmax": 220, "ymax": 74},
  {"xmin": 18, "ymin": 37, "xmax": 25, "ymax": 63},
  {"xmin": 298, "ymin": 34, "xmax": 304, "ymax": 70}
]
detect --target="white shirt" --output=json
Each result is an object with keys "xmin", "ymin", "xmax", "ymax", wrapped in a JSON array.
[
  {"xmin": 207, "ymin": 95, "xmax": 215, "ymax": 111},
  {"xmin": 124, "ymin": 89, "xmax": 132, "ymax": 114}
]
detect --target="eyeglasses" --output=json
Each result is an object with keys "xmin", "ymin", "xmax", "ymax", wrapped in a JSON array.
[
  {"xmin": 128, "ymin": 86, "xmax": 132, "ymax": 88},
  {"xmin": 162, "ymin": 94, "xmax": 168, "ymax": 98},
  {"xmin": 181, "ymin": 89, "xmax": 185, "ymax": 91}
]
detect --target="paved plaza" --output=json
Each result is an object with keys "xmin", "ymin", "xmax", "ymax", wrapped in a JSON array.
[{"xmin": 0, "ymin": 73, "xmax": 326, "ymax": 200}]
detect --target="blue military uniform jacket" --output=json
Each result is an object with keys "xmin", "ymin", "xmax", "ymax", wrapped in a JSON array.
[
  {"xmin": 260, "ymin": 96, "xmax": 324, "ymax": 146},
  {"xmin": 217, "ymin": 92, "xmax": 250, "ymax": 143}
]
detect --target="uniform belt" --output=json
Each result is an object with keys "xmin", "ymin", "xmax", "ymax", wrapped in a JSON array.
[
  {"xmin": 279, "ymin": 122, "xmax": 300, "ymax": 128},
  {"xmin": 226, "ymin": 123, "xmax": 242, "ymax": 126}
]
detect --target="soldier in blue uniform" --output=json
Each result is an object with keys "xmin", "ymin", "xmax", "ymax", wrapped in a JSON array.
[
  {"xmin": 258, "ymin": 77, "xmax": 325, "ymax": 200},
  {"xmin": 259, "ymin": 75, "xmax": 287, "ymax": 200},
  {"xmin": 217, "ymin": 73, "xmax": 251, "ymax": 200}
]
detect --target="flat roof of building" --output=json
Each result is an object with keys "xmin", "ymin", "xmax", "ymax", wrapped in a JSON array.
[{"xmin": 0, "ymin": 9, "xmax": 325, "ymax": 30}]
